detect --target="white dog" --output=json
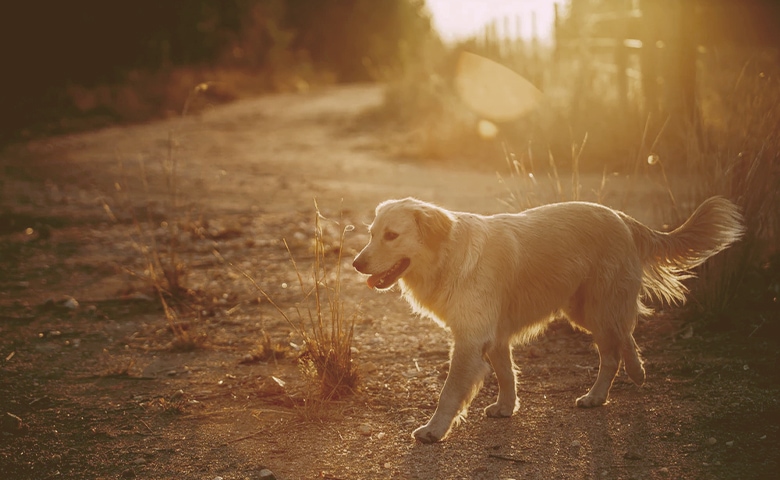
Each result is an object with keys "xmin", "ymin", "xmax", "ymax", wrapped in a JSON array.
[{"xmin": 353, "ymin": 197, "xmax": 744, "ymax": 443}]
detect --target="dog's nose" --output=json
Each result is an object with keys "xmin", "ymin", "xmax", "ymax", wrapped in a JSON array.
[{"xmin": 352, "ymin": 255, "xmax": 366, "ymax": 273}]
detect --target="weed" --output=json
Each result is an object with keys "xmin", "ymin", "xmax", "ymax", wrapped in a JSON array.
[
  {"xmin": 240, "ymin": 331, "xmax": 289, "ymax": 364},
  {"xmin": 99, "ymin": 355, "xmax": 140, "ymax": 378},
  {"xmin": 498, "ymin": 133, "xmax": 595, "ymax": 210},
  {"xmin": 102, "ymin": 83, "xmax": 215, "ymax": 349},
  {"xmin": 216, "ymin": 202, "xmax": 359, "ymax": 401},
  {"xmin": 149, "ymin": 391, "xmax": 189, "ymax": 416}
]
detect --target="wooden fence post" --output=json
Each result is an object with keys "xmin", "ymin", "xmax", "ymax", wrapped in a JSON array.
[{"xmin": 639, "ymin": 0, "xmax": 659, "ymax": 116}]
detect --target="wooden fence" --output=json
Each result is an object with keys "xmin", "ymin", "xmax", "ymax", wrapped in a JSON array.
[
  {"xmin": 554, "ymin": 0, "xmax": 697, "ymax": 125},
  {"xmin": 468, "ymin": 0, "xmax": 779, "ymax": 130}
]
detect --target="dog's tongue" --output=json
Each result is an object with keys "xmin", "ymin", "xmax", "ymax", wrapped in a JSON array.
[{"xmin": 366, "ymin": 274, "xmax": 380, "ymax": 289}]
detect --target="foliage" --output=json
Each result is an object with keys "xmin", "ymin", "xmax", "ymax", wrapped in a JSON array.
[{"xmin": 1, "ymin": 0, "xmax": 435, "ymax": 143}]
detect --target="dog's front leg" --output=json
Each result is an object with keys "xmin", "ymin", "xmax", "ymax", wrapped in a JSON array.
[
  {"xmin": 484, "ymin": 341, "xmax": 518, "ymax": 417},
  {"xmin": 413, "ymin": 341, "xmax": 491, "ymax": 443}
]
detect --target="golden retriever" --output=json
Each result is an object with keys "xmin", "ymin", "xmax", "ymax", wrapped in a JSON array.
[{"xmin": 353, "ymin": 197, "xmax": 744, "ymax": 443}]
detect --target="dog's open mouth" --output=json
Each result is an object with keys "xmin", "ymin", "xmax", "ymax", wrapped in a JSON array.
[{"xmin": 366, "ymin": 258, "xmax": 410, "ymax": 290}]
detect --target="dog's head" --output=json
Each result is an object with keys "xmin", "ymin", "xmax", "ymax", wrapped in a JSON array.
[{"xmin": 353, "ymin": 198, "xmax": 454, "ymax": 290}]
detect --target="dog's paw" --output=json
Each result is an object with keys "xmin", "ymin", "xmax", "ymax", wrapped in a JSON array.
[
  {"xmin": 575, "ymin": 393, "xmax": 607, "ymax": 408},
  {"xmin": 412, "ymin": 424, "xmax": 446, "ymax": 443},
  {"xmin": 484, "ymin": 402, "xmax": 515, "ymax": 418}
]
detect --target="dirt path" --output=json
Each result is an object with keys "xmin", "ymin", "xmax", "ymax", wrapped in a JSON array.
[{"xmin": 1, "ymin": 84, "xmax": 778, "ymax": 479}]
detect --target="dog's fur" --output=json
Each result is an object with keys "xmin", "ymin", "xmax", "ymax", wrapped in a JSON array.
[{"xmin": 353, "ymin": 197, "xmax": 744, "ymax": 443}]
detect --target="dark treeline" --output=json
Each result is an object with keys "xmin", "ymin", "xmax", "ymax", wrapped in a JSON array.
[{"xmin": 0, "ymin": 0, "xmax": 433, "ymax": 143}]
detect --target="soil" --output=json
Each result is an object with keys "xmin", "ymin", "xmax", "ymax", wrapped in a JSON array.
[{"xmin": 1, "ymin": 84, "xmax": 778, "ymax": 480}]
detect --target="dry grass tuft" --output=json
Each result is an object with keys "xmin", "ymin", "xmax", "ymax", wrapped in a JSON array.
[
  {"xmin": 240, "ymin": 331, "xmax": 290, "ymax": 364},
  {"xmin": 220, "ymin": 202, "xmax": 359, "ymax": 401},
  {"xmin": 102, "ymin": 84, "xmax": 216, "ymax": 350}
]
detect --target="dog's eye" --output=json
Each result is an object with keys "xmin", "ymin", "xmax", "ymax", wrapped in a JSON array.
[{"xmin": 384, "ymin": 231, "xmax": 399, "ymax": 241}]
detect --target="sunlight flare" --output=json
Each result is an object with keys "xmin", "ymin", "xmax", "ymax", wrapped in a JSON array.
[{"xmin": 455, "ymin": 51, "xmax": 543, "ymax": 122}]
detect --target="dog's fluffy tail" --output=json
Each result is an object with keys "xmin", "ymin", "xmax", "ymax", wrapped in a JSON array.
[{"xmin": 620, "ymin": 196, "xmax": 746, "ymax": 308}]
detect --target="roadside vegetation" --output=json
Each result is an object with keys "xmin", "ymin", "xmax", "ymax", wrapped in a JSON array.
[{"xmin": 375, "ymin": 37, "xmax": 778, "ymax": 335}]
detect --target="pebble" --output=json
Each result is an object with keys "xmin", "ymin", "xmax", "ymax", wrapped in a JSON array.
[
  {"xmin": 726, "ymin": 440, "xmax": 734, "ymax": 447},
  {"xmin": 357, "ymin": 423, "xmax": 373, "ymax": 436},
  {"xmin": 362, "ymin": 362, "xmax": 378, "ymax": 374},
  {"xmin": 259, "ymin": 468, "xmax": 277, "ymax": 480},
  {"xmin": 706, "ymin": 437, "xmax": 717, "ymax": 446},
  {"xmin": 62, "ymin": 296, "xmax": 79, "ymax": 309},
  {"xmin": 570, "ymin": 440, "xmax": 581, "ymax": 447}
]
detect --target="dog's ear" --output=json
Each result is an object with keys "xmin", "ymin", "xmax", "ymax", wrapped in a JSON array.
[{"xmin": 414, "ymin": 204, "xmax": 453, "ymax": 249}]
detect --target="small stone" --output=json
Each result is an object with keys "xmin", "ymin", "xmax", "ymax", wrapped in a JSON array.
[
  {"xmin": 570, "ymin": 440, "xmax": 581, "ymax": 447},
  {"xmin": 726, "ymin": 440, "xmax": 734, "ymax": 447},
  {"xmin": 62, "ymin": 296, "xmax": 79, "ymax": 309},
  {"xmin": 706, "ymin": 437, "xmax": 717, "ymax": 446},
  {"xmin": 131, "ymin": 457, "xmax": 147, "ymax": 465},
  {"xmin": 259, "ymin": 468, "xmax": 277, "ymax": 480},
  {"xmin": 658, "ymin": 467, "xmax": 670, "ymax": 475},
  {"xmin": 362, "ymin": 362, "xmax": 378, "ymax": 374},
  {"xmin": 357, "ymin": 423, "xmax": 373, "ymax": 436}
]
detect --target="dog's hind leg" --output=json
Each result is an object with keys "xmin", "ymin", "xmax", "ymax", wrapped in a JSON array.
[
  {"xmin": 484, "ymin": 341, "xmax": 518, "ymax": 417},
  {"xmin": 621, "ymin": 334, "xmax": 645, "ymax": 386},
  {"xmin": 413, "ymin": 341, "xmax": 491, "ymax": 443},
  {"xmin": 576, "ymin": 334, "xmax": 620, "ymax": 408}
]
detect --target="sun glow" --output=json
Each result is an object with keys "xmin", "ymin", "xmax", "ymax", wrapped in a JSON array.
[{"xmin": 426, "ymin": 0, "xmax": 557, "ymax": 43}]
